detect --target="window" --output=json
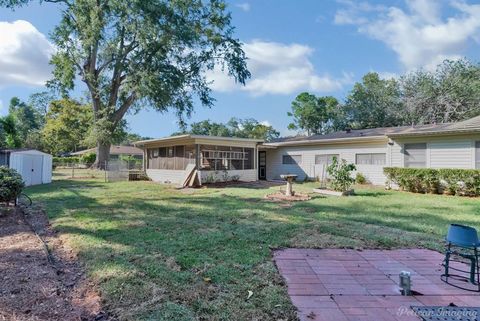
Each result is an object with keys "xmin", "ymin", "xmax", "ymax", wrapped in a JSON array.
[
  {"xmin": 315, "ymin": 154, "xmax": 339, "ymax": 165},
  {"xmin": 356, "ymin": 153, "xmax": 386, "ymax": 165},
  {"xmin": 282, "ymin": 155, "xmax": 301, "ymax": 165},
  {"xmin": 152, "ymin": 148, "xmax": 159, "ymax": 158},
  {"xmin": 476, "ymin": 141, "xmax": 480, "ymax": 169},
  {"xmin": 404, "ymin": 143, "xmax": 426, "ymax": 168}
]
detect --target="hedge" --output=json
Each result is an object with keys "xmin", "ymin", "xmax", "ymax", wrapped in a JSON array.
[{"xmin": 384, "ymin": 167, "xmax": 480, "ymax": 196}]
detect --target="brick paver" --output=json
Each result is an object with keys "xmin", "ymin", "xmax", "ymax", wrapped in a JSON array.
[{"xmin": 274, "ymin": 249, "xmax": 480, "ymax": 321}]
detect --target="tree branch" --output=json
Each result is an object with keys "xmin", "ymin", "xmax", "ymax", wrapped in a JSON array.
[{"xmin": 112, "ymin": 92, "xmax": 137, "ymax": 124}]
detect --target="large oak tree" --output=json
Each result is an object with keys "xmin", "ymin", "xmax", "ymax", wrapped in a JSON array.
[{"xmin": 2, "ymin": 0, "xmax": 250, "ymax": 168}]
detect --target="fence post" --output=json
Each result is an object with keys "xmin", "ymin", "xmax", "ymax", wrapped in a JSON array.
[{"xmin": 71, "ymin": 163, "xmax": 74, "ymax": 178}]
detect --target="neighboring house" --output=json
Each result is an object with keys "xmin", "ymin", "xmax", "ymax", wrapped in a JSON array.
[
  {"xmin": 71, "ymin": 145, "xmax": 144, "ymax": 161},
  {"xmin": 0, "ymin": 149, "xmax": 52, "ymax": 186},
  {"xmin": 134, "ymin": 135, "xmax": 262, "ymax": 184},
  {"xmin": 136, "ymin": 115, "xmax": 480, "ymax": 186}
]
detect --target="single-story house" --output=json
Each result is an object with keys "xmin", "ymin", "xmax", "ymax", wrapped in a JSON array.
[
  {"xmin": 71, "ymin": 145, "xmax": 144, "ymax": 161},
  {"xmin": 0, "ymin": 149, "xmax": 52, "ymax": 186},
  {"xmin": 136, "ymin": 115, "xmax": 480, "ymax": 185}
]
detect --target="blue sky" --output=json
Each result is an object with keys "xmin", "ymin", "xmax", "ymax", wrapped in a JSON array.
[{"xmin": 1, "ymin": 0, "xmax": 480, "ymax": 137}]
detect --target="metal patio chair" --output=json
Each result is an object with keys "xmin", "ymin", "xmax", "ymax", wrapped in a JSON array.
[{"xmin": 441, "ymin": 224, "xmax": 480, "ymax": 292}]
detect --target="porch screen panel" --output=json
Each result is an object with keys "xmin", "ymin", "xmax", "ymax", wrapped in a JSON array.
[
  {"xmin": 476, "ymin": 141, "xmax": 480, "ymax": 169},
  {"xmin": 159, "ymin": 147, "xmax": 167, "ymax": 169},
  {"xmin": 174, "ymin": 145, "xmax": 185, "ymax": 170},
  {"xmin": 231, "ymin": 147, "xmax": 243, "ymax": 170},
  {"xmin": 200, "ymin": 145, "xmax": 253, "ymax": 170},
  {"xmin": 404, "ymin": 143, "xmax": 426, "ymax": 168},
  {"xmin": 244, "ymin": 148, "xmax": 254, "ymax": 170}
]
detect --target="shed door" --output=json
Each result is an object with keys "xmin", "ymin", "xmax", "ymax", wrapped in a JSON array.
[
  {"xmin": 31, "ymin": 155, "xmax": 43, "ymax": 185},
  {"xmin": 21, "ymin": 155, "xmax": 43, "ymax": 186},
  {"xmin": 21, "ymin": 155, "xmax": 33, "ymax": 186}
]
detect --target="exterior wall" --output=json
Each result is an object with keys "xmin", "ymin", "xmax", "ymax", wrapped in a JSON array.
[
  {"xmin": 200, "ymin": 169, "xmax": 257, "ymax": 182},
  {"xmin": 146, "ymin": 169, "xmax": 186, "ymax": 184},
  {"xmin": 265, "ymin": 141, "xmax": 388, "ymax": 185},
  {"xmin": 390, "ymin": 134, "xmax": 480, "ymax": 169}
]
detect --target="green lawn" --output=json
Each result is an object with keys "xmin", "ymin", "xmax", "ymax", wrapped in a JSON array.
[{"xmin": 25, "ymin": 174, "xmax": 480, "ymax": 321}]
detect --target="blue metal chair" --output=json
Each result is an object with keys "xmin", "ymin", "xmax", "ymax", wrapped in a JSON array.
[{"xmin": 441, "ymin": 224, "xmax": 480, "ymax": 291}]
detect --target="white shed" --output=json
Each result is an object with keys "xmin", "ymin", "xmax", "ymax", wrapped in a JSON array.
[{"xmin": 0, "ymin": 149, "xmax": 52, "ymax": 186}]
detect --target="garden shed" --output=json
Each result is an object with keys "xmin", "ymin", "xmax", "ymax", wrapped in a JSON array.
[{"xmin": 0, "ymin": 149, "xmax": 52, "ymax": 186}]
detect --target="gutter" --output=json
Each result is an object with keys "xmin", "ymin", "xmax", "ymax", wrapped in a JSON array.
[
  {"xmin": 386, "ymin": 128, "xmax": 480, "ymax": 138},
  {"xmin": 262, "ymin": 135, "xmax": 388, "ymax": 147}
]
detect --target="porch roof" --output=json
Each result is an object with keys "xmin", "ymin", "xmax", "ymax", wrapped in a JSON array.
[{"xmin": 134, "ymin": 134, "xmax": 263, "ymax": 148}]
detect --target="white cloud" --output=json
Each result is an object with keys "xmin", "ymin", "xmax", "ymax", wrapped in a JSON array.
[
  {"xmin": 235, "ymin": 3, "xmax": 250, "ymax": 12},
  {"xmin": 260, "ymin": 120, "xmax": 271, "ymax": 126},
  {"xmin": 0, "ymin": 20, "xmax": 54, "ymax": 87},
  {"xmin": 0, "ymin": 100, "xmax": 3, "ymax": 111},
  {"xmin": 335, "ymin": 0, "xmax": 480, "ymax": 70},
  {"xmin": 207, "ymin": 40, "xmax": 352, "ymax": 96}
]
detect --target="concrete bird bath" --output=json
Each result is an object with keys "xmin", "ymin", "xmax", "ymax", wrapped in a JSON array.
[{"xmin": 280, "ymin": 174, "xmax": 297, "ymax": 197}]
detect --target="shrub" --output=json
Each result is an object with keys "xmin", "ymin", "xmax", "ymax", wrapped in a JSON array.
[
  {"xmin": 53, "ymin": 156, "xmax": 81, "ymax": 165},
  {"xmin": 327, "ymin": 157, "xmax": 356, "ymax": 192},
  {"xmin": 80, "ymin": 152, "xmax": 96, "ymax": 164},
  {"xmin": 0, "ymin": 167, "xmax": 25, "ymax": 204},
  {"xmin": 383, "ymin": 167, "xmax": 480, "ymax": 196},
  {"xmin": 355, "ymin": 172, "xmax": 367, "ymax": 184}
]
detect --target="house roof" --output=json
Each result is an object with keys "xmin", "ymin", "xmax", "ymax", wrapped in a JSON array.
[
  {"xmin": 265, "ymin": 115, "xmax": 480, "ymax": 146},
  {"xmin": 71, "ymin": 145, "xmax": 143, "ymax": 156},
  {"xmin": 0, "ymin": 148, "xmax": 51, "ymax": 156},
  {"xmin": 134, "ymin": 134, "xmax": 264, "ymax": 146}
]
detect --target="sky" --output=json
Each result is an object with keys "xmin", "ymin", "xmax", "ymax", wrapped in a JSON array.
[{"xmin": 1, "ymin": 0, "xmax": 480, "ymax": 138}]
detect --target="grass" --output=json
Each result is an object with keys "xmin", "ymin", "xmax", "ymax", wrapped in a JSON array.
[{"xmin": 25, "ymin": 173, "xmax": 480, "ymax": 320}]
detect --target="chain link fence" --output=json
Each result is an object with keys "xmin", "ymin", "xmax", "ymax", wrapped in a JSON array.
[{"xmin": 53, "ymin": 158, "xmax": 145, "ymax": 182}]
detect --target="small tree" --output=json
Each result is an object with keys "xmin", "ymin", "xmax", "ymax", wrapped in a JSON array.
[
  {"xmin": 326, "ymin": 157, "xmax": 356, "ymax": 192},
  {"xmin": 0, "ymin": 167, "xmax": 25, "ymax": 205}
]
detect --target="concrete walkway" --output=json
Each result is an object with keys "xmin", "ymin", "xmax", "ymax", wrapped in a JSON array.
[{"xmin": 274, "ymin": 249, "xmax": 480, "ymax": 321}]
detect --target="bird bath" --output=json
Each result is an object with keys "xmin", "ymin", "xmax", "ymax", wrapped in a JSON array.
[{"xmin": 280, "ymin": 174, "xmax": 297, "ymax": 197}]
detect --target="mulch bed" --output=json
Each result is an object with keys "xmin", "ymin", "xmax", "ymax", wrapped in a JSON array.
[
  {"xmin": 265, "ymin": 192, "xmax": 312, "ymax": 202},
  {"xmin": 0, "ymin": 205, "xmax": 110, "ymax": 321}
]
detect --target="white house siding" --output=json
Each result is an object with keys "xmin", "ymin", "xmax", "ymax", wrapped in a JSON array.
[
  {"xmin": 265, "ymin": 141, "xmax": 388, "ymax": 185},
  {"xmin": 146, "ymin": 169, "xmax": 185, "ymax": 184},
  {"xmin": 200, "ymin": 169, "xmax": 257, "ymax": 182},
  {"xmin": 390, "ymin": 134, "xmax": 480, "ymax": 169}
]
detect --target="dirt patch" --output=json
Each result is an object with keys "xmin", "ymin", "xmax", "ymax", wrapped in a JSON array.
[
  {"xmin": 0, "ymin": 205, "xmax": 109, "ymax": 321},
  {"xmin": 265, "ymin": 192, "xmax": 312, "ymax": 202}
]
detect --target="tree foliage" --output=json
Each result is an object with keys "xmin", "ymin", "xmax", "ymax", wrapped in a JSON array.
[
  {"xmin": 288, "ymin": 59, "xmax": 480, "ymax": 135},
  {"xmin": 401, "ymin": 59, "xmax": 480, "ymax": 125},
  {"xmin": 288, "ymin": 93, "xmax": 342, "ymax": 135},
  {"xmin": 42, "ymin": 99, "xmax": 93, "ymax": 155},
  {"xmin": 175, "ymin": 117, "xmax": 280, "ymax": 141},
  {"xmin": 343, "ymin": 72, "xmax": 403, "ymax": 129},
  {"xmin": 1, "ymin": 0, "xmax": 250, "ymax": 168}
]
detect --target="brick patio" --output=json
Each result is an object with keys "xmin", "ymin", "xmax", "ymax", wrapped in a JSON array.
[{"xmin": 274, "ymin": 249, "xmax": 480, "ymax": 321}]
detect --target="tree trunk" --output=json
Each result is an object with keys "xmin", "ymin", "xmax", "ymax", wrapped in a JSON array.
[{"xmin": 93, "ymin": 142, "xmax": 111, "ymax": 169}]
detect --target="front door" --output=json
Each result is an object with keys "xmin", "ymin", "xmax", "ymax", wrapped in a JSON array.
[{"xmin": 258, "ymin": 151, "xmax": 266, "ymax": 180}]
